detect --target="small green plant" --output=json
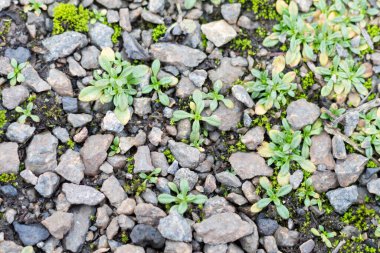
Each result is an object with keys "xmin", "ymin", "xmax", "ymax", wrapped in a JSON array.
[
  {"xmin": 90, "ymin": 9, "xmax": 107, "ymax": 24},
  {"xmin": 7, "ymin": 59, "xmax": 26, "ymax": 86},
  {"xmin": 108, "ymin": 136, "xmax": 121, "ymax": 156},
  {"xmin": 258, "ymin": 119, "xmax": 316, "ymax": 182},
  {"xmin": 152, "ymin": 24, "xmax": 167, "ymax": 42},
  {"xmin": 251, "ymin": 177, "xmax": 292, "ymax": 219},
  {"xmin": 297, "ymin": 177, "xmax": 322, "ymax": 210},
  {"xmin": 52, "ymin": 3, "xmax": 90, "ymax": 35},
  {"xmin": 320, "ymin": 104, "xmax": 346, "ymax": 121},
  {"xmin": 301, "ymin": 120, "xmax": 323, "ymax": 157},
  {"xmin": 172, "ymin": 90, "xmax": 221, "ymax": 143},
  {"xmin": 230, "ymin": 37, "xmax": 252, "ymax": 51},
  {"xmin": 142, "ymin": 59, "xmax": 178, "ymax": 106},
  {"xmin": 163, "ymin": 149, "xmax": 175, "ymax": 163},
  {"xmin": 351, "ymin": 108, "xmax": 380, "ymax": 157},
  {"xmin": 158, "ymin": 179, "xmax": 208, "ymax": 215},
  {"xmin": 15, "ymin": 102, "xmax": 40, "ymax": 124},
  {"xmin": 203, "ymin": 80, "xmax": 234, "ymax": 111},
  {"xmin": 311, "ymin": 225, "xmax": 337, "ymax": 248},
  {"xmin": 24, "ymin": 0, "xmax": 47, "ymax": 16},
  {"xmin": 245, "ymin": 61, "xmax": 296, "ymax": 115},
  {"xmin": 120, "ymin": 231, "xmax": 129, "ymax": 243},
  {"xmin": 79, "ymin": 48, "xmax": 149, "ymax": 125},
  {"xmin": 139, "ymin": 168, "xmax": 161, "ymax": 185}
]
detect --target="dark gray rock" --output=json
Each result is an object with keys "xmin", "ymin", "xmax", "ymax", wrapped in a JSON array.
[
  {"xmin": 130, "ymin": 224, "xmax": 165, "ymax": 249},
  {"xmin": 257, "ymin": 218, "xmax": 279, "ymax": 236},
  {"xmin": 62, "ymin": 97, "xmax": 78, "ymax": 113},
  {"xmin": 326, "ymin": 186, "xmax": 358, "ymax": 214},
  {"xmin": 5, "ymin": 47, "xmax": 31, "ymax": 63},
  {"xmin": 13, "ymin": 222, "xmax": 50, "ymax": 245},
  {"xmin": 0, "ymin": 185, "xmax": 18, "ymax": 198},
  {"xmin": 89, "ymin": 23, "xmax": 114, "ymax": 49},
  {"xmin": 123, "ymin": 32, "xmax": 150, "ymax": 60},
  {"xmin": 158, "ymin": 211, "xmax": 192, "ymax": 242}
]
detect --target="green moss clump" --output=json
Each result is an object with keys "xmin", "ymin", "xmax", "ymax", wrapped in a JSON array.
[
  {"xmin": 367, "ymin": 160, "xmax": 378, "ymax": 168},
  {"xmin": 52, "ymin": 4, "xmax": 90, "ymax": 35},
  {"xmin": 256, "ymin": 27, "xmax": 267, "ymax": 38},
  {"xmin": 251, "ymin": 115, "xmax": 271, "ymax": 132},
  {"xmin": 227, "ymin": 140, "xmax": 247, "ymax": 154},
  {"xmin": 152, "ymin": 24, "xmax": 167, "ymax": 42},
  {"xmin": 0, "ymin": 173, "xmax": 17, "ymax": 184},
  {"xmin": 230, "ymin": 37, "xmax": 252, "ymax": 51},
  {"xmin": 163, "ymin": 149, "xmax": 175, "ymax": 163},
  {"xmin": 120, "ymin": 231, "xmax": 129, "ymax": 243},
  {"xmin": 0, "ymin": 110, "xmax": 7, "ymax": 129},
  {"xmin": 301, "ymin": 72, "xmax": 315, "ymax": 91},
  {"xmin": 111, "ymin": 24, "xmax": 122, "ymax": 44},
  {"xmin": 251, "ymin": 0, "xmax": 279, "ymax": 20},
  {"xmin": 341, "ymin": 205, "xmax": 378, "ymax": 232}
]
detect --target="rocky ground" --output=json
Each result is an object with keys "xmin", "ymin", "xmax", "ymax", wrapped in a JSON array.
[{"xmin": 1, "ymin": 0, "xmax": 380, "ymax": 252}]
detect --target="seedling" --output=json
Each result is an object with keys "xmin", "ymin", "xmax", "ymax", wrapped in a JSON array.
[
  {"xmin": 251, "ymin": 177, "xmax": 292, "ymax": 219},
  {"xmin": 79, "ymin": 47, "xmax": 149, "ymax": 125},
  {"xmin": 311, "ymin": 225, "xmax": 337, "ymax": 248},
  {"xmin": 90, "ymin": 9, "xmax": 107, "ymax": 24},
  {"xmin": 15, "ymin": 102, "xmax": 40, "ymax": 124},
  {"xmin": 301, "ymin": 120, "xmax": 323, "ymax": 157},
  {"xmin": 7, "ymin": 59, "xmax": 26, "ymax": 86},
  {"xmin": 139, "ymin": 168, "xmax": 161, "ymax": 185},
  {"xmin": 158, "ymin": 179, "xmax": 207, "ymax": 215},
  {"xmin": 142, "ymin": 59, "xmax": 178, "ymax": 106},
  {"xmin": 108, "ymin": 136, "xmax": 121, "ymax": 157},
  {"xmin": 202, "ymin": 80, "xmax": 233, "ymax": 111},
  {"xmin": 297, "ymin": 178, "xmax": 322, "ymax": 210},
  {"xmin": 172, "ymin": 90, "xmax": 221, "ymax": 143},
  {"xmin": 24, "ymin": 0, "xmax": 47, "ymax": 16}
]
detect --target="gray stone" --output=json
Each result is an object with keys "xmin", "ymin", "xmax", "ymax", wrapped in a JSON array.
[
  {"xmin": 148, "ymin": 127, "xmax": 163, "ymax": 146},
  {"xmin": 123, "ymin": 32, "xmax": 150, "ymax": 60},
  {"xmin": 0, "ymin": 241, "xmax": 23, "ymax": 253},
  {"xmin": 176, "ymin": 77, "xmax": 198, "ymax": 98},
  {"xmin": 367, "ymin": 178, "xmax": 380, "ymax": 196},
  {"xmin": 63, "ymin": 205, "xmax": 95, "ymax": 252},
  {"xmin": 52, "ymin": 127, "xmax": 70, "ymax": 143},
  {"xmin": 226, "ymin": 192, "xmax": 248, "ymax": 206},
  {"xmin": 204, "ymin": 174, "xmax": 217, "ymax": 194},
  {"xmin": 42, "ymin": 211, "xmax": 74, "ymax": 239},
  {"xmin": 311, "ymin": 170, "xmax": 339, "ymax": 193},
  {"xmin": 134, "ymin": 146, "xmax": 155, "ymax": 173},
  {"xmin": 208, "ymin": 58, "xmax": 245, "ymax": 87},
  {"xmin": 237, "ymin": 16, "xmax": 260, "ymax": 30},
  {"xmin": 286, "ymin": 99, "xmax": 320, "ymax": 130},
  {"xmin": 257, "ymin": 218, "xmax": 279, "ymax": 236},
  {"xmin": 158, "ymin": 211, "xmax": 192, "ymax": 242},
  {"xmin": 231, "ymin": 85, "xmax": 254, "ymax": 107},
  {"xmin": 89, "ymin": 23, "xmax": 114, "ymax": 49},
  {"xmin": 55, "ymin": 149, "xmax": 85, "ymax": 184},
  {"xmin": 263, "ymin": 236, "xmax": 278, "ymax": 253},
  {"xmin": 201, "ymin": 20, "xmax": 237, "ymax": 47},
  {"xmin": 274, "ymin": 226, "xmax": 299, "ymax": 247},
  {"xmin": 119, "ymin": 130, "xmax": 146, "ymax": 153},
  {"xmin": 13, "ymin": 222, "xmax": 50, "ymax": 246},
  {"xmin": 20, "ymin": 169, "xmax": 38, "ymax": 185},
  {"xmin": 150, "ymin": 43, "xmax": 206, "ymax": 68},
  {"xmin": 42, "ymin": 32, "xmax": 88, "ymax": 62},
  {"xmin": 0, "ymin": 0, "xmax": 10, "ymax": 10},
  {"xmin": 290, "ymin": 170, "xmax": 304, "ymax": 189},
  {"xmin": 215, "ymin": 171, "xmax": 241, "ymax": 188},
  {"xmin": 68, "ymin": 113, "xmax": 93, "ymax": 128},
  {"xmin": 80, "ymin": 46, "xmax": 100, "ymax": 70},
  {"xmin": 141, "ymin": 9, "xmax": 164, "ymax": 24},
  {"xmin": 310, "ymin": 132, "xmax": 335, "ymax": 170},
  {"xmin": 221, "ymin": 3, "xmax": 241, "ymax": 24},
  {"xmin": 117, "ymin": 198, "xmax": 136, "ymax": 215},
  {"xmin": 34, "ymin": 172, "xmax": 60, "ymax": 198},
  {"xmin": 0, "ymin": 142, "xmax": 19, "ymax": 174},
  {"xmin": 326, "ymin": 186, "xmax": 358, "ymax": 214},
  {"xmin": 134, "ymin": 203, "xmax": 166, "ymax": 226},
  {"xmin": 174, "ymin": 168, "xmax": 198, "ymax": 190},
  {"xmin": 2, "ymin": 85, "xmax": 29, "ymax": 110},
  {"xmin": 62, "ymin": 183, "xmax": 105, "ymax": 205},
  {"xmin": 332, "ymin": 135, "xmax": 347, "ymax": 159},
  {"xmin": 212, "ymin": 98, "xmax": 243, "ymax": 131},
  {"xmin": 295, "ymin": 0, "xmax": 312, "ymax": 12},
  {"xmin": 62, "ymin": 97, "xmax": 78, "ymax": 113},
  {"xmin": 168, "ymin": 140, "xmax": 200, "ymax": 168},
  {"xmin": 95, "ymin": 0, "xmax": 122, "ymax": 8},
  {"xmin": 300, "ymin": 239, "xmax": 315, "ymax": 253},
  {"xmin": 205, "ymin": 244, "xmax": 228, "ymax": 253},
  {"xmin": 115, "ymin": 244, "xmax": 145, "ymax": 253},
  {"xmin": 241, "ymin": 127, "xmax": 264, "ymax": 150},
  {"xmin": 21, "ymin": 63, "xmax": 51, "ymax": 92},
  {"xmin": 241, "ymin": 181, "xmax": 260, "ymax": 203},
  {"xmin": 101, "ymin": 111, "xmax": 124, "ymax": 133},
  {"xmin": 47, "ymin": 69, "xmax": 73, "ymax": 96},
  {"xmin": 119, "ymin": 8, "xmax": 132, "ymax": 32},
  {"xmin": 344, "ymin": 112, "xmax": 360, "ymax": 136},
  {"xmin": 80, "ymin": 134, "xmax": 113, "ymax": 176},
  {"xmin": 229, "ymin": 152, "xmax": 273, "ymax": 180},
  {"xmin": 335, "ymin": 154, "xmax": 368, "ymax": 187},
  {"xmin": 194, "ymin": 213, "xmax": 253, "ymax": 244},
  {"xmin": 133, "ymin": 97, "xmax": 152, "ymax": 116},
  {"xmin": 189, "ymin": 69, "xmax": 207, "ymax": 87},
  {"xmin": 0, "ymin": 185, "xmax": 17, "ymax": 198},
  {"xmin": 204, "ymin": 196, "xmax": 236, "ymax": 218},
  {"xmin": 25, "ymin": 132, "xmax": 58, "ymax": 175},
  {"xmin": 148, "ymin": 0, "xmax": 165, "ymax": 13},
  {"xmin": 68, "ymin": 57, "xmax": 86, "ymax": 77},
  {"xmin": 101, "ymin": 175, "xmax": 126, "ymax": 207},
  {"xmin": 151, "ymin": 152, "xmax": 169, "ymax": 173},
  {"xmin": 239, "ymin": 213, "xmax": 259, "ymax": 253}
]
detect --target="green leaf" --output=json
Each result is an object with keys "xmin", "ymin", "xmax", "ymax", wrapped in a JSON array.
[
  {"xmin": 177, "ymin": 201, "xmax": 188, "ymax": 214},
  {"xmin": 172, "ymin": 110, "xmax": 193, "ymax": 121},
  {"xmin": 256, "ymin": 198, "xmax": 271, "ymax": 209},
  {"xmin": 184, "ymin": 0, "xmax": 197, "ymax": 9},
  {"xmin": 259, "ymin": 177, "xmax": 271, "ymax": 191},
  {"xmin": 180, "ymin": 179, "xmax": 189, "ymax": 195},
  {"xmin": 277, "ymin": 184, "xmax": 292, "ymax": 197},
  {"xmin": 18, "ymin": 115, "xmax": 27, "ymax": 124},
  {"xmin": 114, "ymin": 106, "xmax": 131, "ymax": 125},
  {"xmin": 151, "ymin": 59, "xmax": 160, "ymax": 77},
  {"xmin": 158, "ymin": 92, "xmax": 170, "ymax": 106},
  {"xmin": 310, "ymin": 228, "xmax": 320, "ymax": 236},
  {"xmin": 192, "ymin": 194, "xmax": 208, "ymax": 204},
  {"xmin": 158, "ymin": 194, "xmax": 177, "ymax": 204},
  {"xmin": 263, "ymin": 36, "xmax": 279, "ymax": 47},
  {"xmin": 30, "ymin": 115, "xmax": 40, "ymax": 122},
  {"xmin": 222, "ymin": 99, "xmax": 234, "ymax": 109},
  {"xmin": 141, "ymin": 85, "xmax": 153, "ymax": 94},
  {"xmin": 213, "ymin": 80, "xmax": 223, "ymax": 92},
  {"xmin": 79, "ymin": 86, "xmax": 103, "ymax": 102},
  {"xmin": 202, "ymin": 116, "xmax": 221, "ymax": 127},
  {"xmin": 288, "ymin": 1, "xmax": 298, "ymax": 17},
  {"xmin": 168, "ymin": 182, "xmax": 179, "ymax": 193},
  {"xmin": 276, "ymin": 204, "xmax": 289, "ymax": 219}
]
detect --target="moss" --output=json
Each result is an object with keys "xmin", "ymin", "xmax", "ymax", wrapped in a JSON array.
[
  {"xmin": 367, "ymin": 93, "xmax": 376, "ymax": 101},
  {"xmin": 123, "ymin": 177, "xmax": 146, "ymax": 196},
  {"xmin": 0, "ymin": 18, "xmax": 11, "ymax": 46},
  {"xmin": 251, "ymin": 115, "xmax": 271, "ymax": 132},
  {"xmin": 227, "ymin": 140, "xmax": 247, "ymax": 154},
  {"xmin": 251, "ymin": 0, "xmax": 279, "ymax": 20},
  {"xmin": 0, "ymin": 110, "xmax": 7, "ymax": 129},
  {"xmin": 0, "ymin": 173, "xmax": 17, "ymax": 184},
  {"xmin": 301, "ymin": 71, "xmax": 315, "ymax": 91},
  {"xmin": 163, "ymin": 149, "xmax": 175, "ymax": 163},
  {"xmin": 363, "ymin": 78, "xmax": 373, "ymax": 90},
  {"xmin": 367, "ymin": 160, "xmax": 377, "ymax": 168},
  {"xmin": 230, "ymin": 36, "xmax": 253, "ymax": 55},
  {"xmin": 256, "ymin": 27, "xmax": 267, "ymax": 38},
  {"xmin": 201, "ymin": 33, "xmax": 208, "ymax": 48},
  {"xmin": 120, "ymin": 231, "xmax": 129, "ymax": 243},
  {"xmin": 111, "ymin": 23, "xmax": 122, "ymax": 44},
  {"xmin": 152, "ymin": 24, "xmax": 167, "ymax": 42},
  {"xmin": 345, "ymin": 144, "xmax": 355, "ymax": 154},
  {"xmin": 341, "ymin": 204, "xmax": 378, "ymax": 231},
  {"xmin": 52, "ymin": 3, "xmax": 90, "ymax": 35},
  {"xmin": 66, "ymin": 139, "xmax": 75, "ymax": 150}
]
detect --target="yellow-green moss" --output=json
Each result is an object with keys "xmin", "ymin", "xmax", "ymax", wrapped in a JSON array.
[
  {"xmin": 52, "ymin": 3, "xmax": 90, "ymax": 35},
  {"xmin": 152, "ymin": 24, "xmax": 167, "ymax": 42}
]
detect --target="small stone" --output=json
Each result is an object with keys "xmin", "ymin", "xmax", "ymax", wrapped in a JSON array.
[
  {"xmin": 205, "ymin": 244, "xmax": 228, "ymax": 253},
  {"xmin": 134, "ymin": 203, "xmax": 166, "ymax": 226},
  {"xmin": 274, "ymin": 226, "xmax": 299, "ymax": 247},
  {"xmin": 204, "ymin": 174, "xmax": 217, "ymax": 194},
  {"xmin": 201, "ymin": 20, "xmax": 237, "ymax": 47},
  {"xmin": 80, "ymin": 46, "xmax": 100, "ymax": 70},
  {"xmin": 20, "ymin": 170, "xmax": 38, "ymax": 185},
  {"xmin": 176, "ymin": 77, "xmax": 198, "ymax": 98},
  {"xmin": 141, "ymin": 9, "xmax": 164, "ymax": 24},
  {"xmin": 204, "ymin": 196, "xmax": 236, "ymax": 218},
  {"xmin": 189, "ymin": 69, "xmax": 207, "ymax": 87},
  {"xmin": 241, "ymin": 181, "xmax": 260, "ymax": 203},
  {"xmin": 231, "ymin": 85, "xmax": 254, "ymax": 107},
  {"xmin": 62, "ymin": 183, "xmax": 105, "ymax": 205},
  {"xmin": 311, "ymin": 170, "xmax": 339, "ymax": 193},
  {"xmin": 194, "ymin": 213, "xmax": 253, "ymax": 244},
  {"xmin": 0, "ymin": 185, "xmax": 17, "ymax": 198},
  {"xmin": 215, "ymin": 171, "xmax": 242, "ymax": 188},
  {"xmin": 212, "ymin": 98, "xmax": 244, "ymax": 131},
  {"xmin": 42, "ymin": 211, "xmax": 74, "ymax": 239},
  {"xmin": 123, "ymin": 32, "xmax": 150, "ymax": 60},
  {"xmin": 95, "ymin": 0, "xmax": 122, "ymax": 8},
  {"xmin": 241, "ymin": 126, "xmax": 265, "ymax": 150},
  {"xmin": 5, "ymin": 208, "xmax": 17, "ymax": 224},
  {"xmin": 106, "ymin": 217, "xmax": 119, "ymax": 240},
  {"xmin": 221, "ymin": 3, "xmax": 241, "ymax": 24},
  {"xmin": 0, "ymin": 241, "xmax": 22, "ymax": 253},
  {"xmin": 158, "ymin": 211, "xmax": 192, "ymax": 242},
  {"xmin": 101, "ymin": 111, "xmax": 124, "ymax": 133},
  {"xmin": 263, "ymin": 236, "xmax": 278, "ymax": 253},
  {"xmin": 208, "ymin": 58, "xmax": 246, "ymax": 91},
  {"xmin": 326, "ymin": 186, "xmax": 358, "ymax": 214},
  {"xmin": 13, "ymin": 222, "xmax": 50, "ymax": 246},
  {"xmin": 335, "ymin": 154, "xmax": 368, "ymax": 187},
  {"xmin": 148, "ymin": 0, "xmax": 165, "ymax": 13},
  {"xmin": 134, "ymin": 146, "xmax": 155, "ymax": 173},
  {"xmin": 68, "ymin": 113, "xmax": 93, "ymax": 128},
  {"xmin": 21, "ymin": 63, "xmax": 51, "ymax": 92},
  {"xmin": 367, "ymin": 178, "xmax": 380, "ymax": 196},
  {"xmin": 133, "ymin": 97, "xmax": 152, "ymax": 116},
  {"xmin": 117, "ymin": 198, "xmax": 136, "ymax": 215},
  {"xmin": 89, "ymin": 23, "xmax": 114, "ymax": 48},
  {"xmin": 332, "ymin": 135, "xmax": 347, "ymax": 159},
  {"xmin": 34, "ymin": 172, "xmax": 60, "ymax": 198},
  {"xmin": 5, "ymin": 47, "xmax": 30, "ymax": 63},
  {"xmin": 47, "ymin": 69, "xmax": 73, "ymax": 96},
  {"xmin": 52, "ymin": 127, "xmax": 70, "ymax": 143},
  {"xmin": 148, "ymin": 127, "xmax": 163, "ymax": 146},
  {"xmin": 295, "ymin": 0, "xmax": 312, "ymax": 12},
  {"xmin": 168, "ymin": 141, "xmax": 200, "ymax": 168},
  {"xmin": 300, "ymin": 239, "xmax": 315, "ymax": 253},
  {"xmin": 257, "ymin": 218, "xmax": 279, "ymax": 236},
  {"xmin": 55, "ymin": 150, "xmax": 85, "ymax": 184},
  {"xmin": 226, "ymin": 192, "xmax": 248, "ymax": 206},
  {"xmin": 115, "ymin": 244, "xmax": 145, "ymax": 253},
  {"xmin": 310, "ymin": 132, "xmax": 335, "ymax": 170},
  {"xmin": 174, "ymin": 168, "xmax": 198, "ymax": 190},
  {"xmin": 2, "ymin": 85, "xmax": 29, "ymax": 110},
  {"xmin": 101, "ymin": 175, "xmax": 126, "ymax": 207},
  {"xmin": 344, "ymin": 112, "xmax": 360, "ymax": 136},
  {"xmin": 164, "ymin": 241, "xmax": 192, "ymax": 253},
  {"xmin": 100, "ymin": 162, "xmax": 114, "ymax": 174},
  {"xmin": 229, "ymin": 152, "xmax": 273, "ymax": 180},
  {"xmin": 286, "ymin": 99, "xmax": 320, "ymax": 130},
  {"xmin": 131, "ymin": 224, "xmax": 165, "ymax": 249},
  {"xmin": 62, "ymin": 97, "xmax": 78, "ymax": 113},
  {"xmin": 120, "ymin": 131, "xmax": 146, "ymax": 153},
  {"xmin": 0, "ymin": 142, "xmax": 20, "ymax": 174},
  {"xmin": 67, "ymin": 57, "xmax": 86, "ymax": 77},
  {"xmin": 290, "ymin": 170, "xmax": 304, "ymax": 189}
]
